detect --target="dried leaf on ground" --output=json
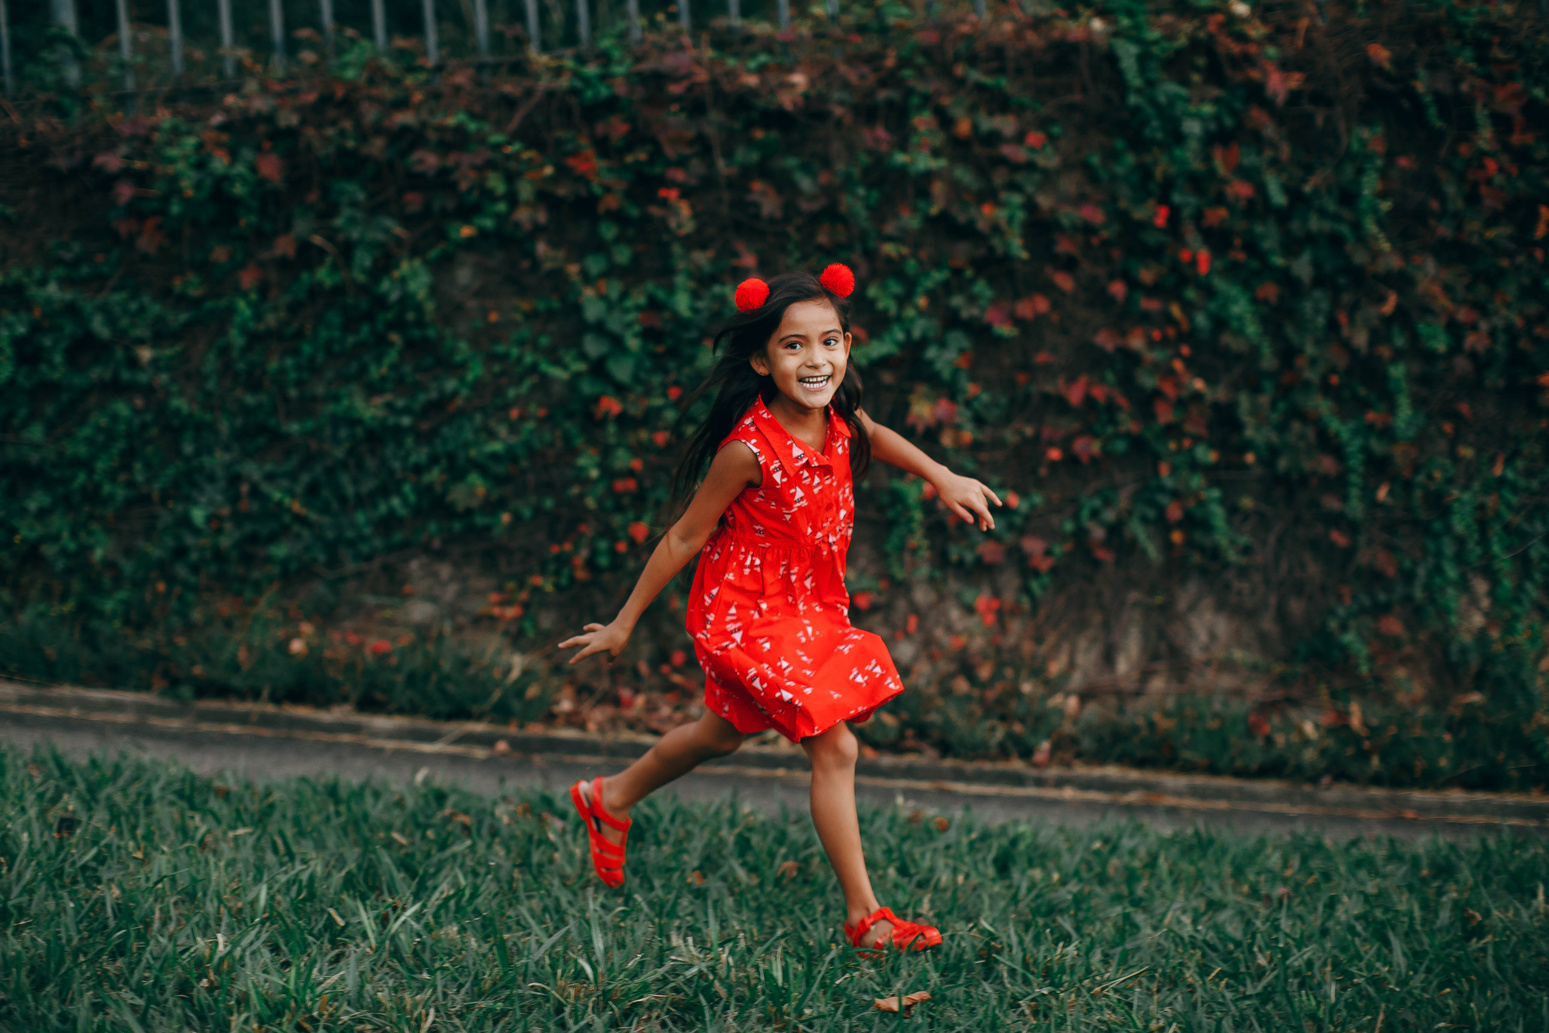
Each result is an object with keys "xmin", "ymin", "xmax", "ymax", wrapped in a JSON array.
[{"xmin": 874, "ymin": 990, "xmax": 931, "ymax": 1013}]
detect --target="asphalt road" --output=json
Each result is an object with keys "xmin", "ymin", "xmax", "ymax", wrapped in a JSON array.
[{"xmin": 1, "ymin": 709, "xmax": 1528, "ymax": 842}]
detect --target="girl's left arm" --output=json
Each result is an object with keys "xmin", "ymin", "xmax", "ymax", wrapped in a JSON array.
[{"xmin": 858, "ymin": 411, "xmax": 1003, "ymax": 531}]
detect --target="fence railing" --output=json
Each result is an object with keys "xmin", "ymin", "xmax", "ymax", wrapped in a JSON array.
[{"xmin": 1, "ymin": 0, "xmax": 1011, "ymax": 100}]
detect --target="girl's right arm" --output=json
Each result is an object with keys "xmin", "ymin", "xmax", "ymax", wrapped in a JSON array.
[{"xmin": 559, "ymin": 441, "xmax": 761, "ymax": 665}]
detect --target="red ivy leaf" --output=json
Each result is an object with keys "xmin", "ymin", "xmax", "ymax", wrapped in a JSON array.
[
  {"xmin": 135, "ymin": 216, "xmax": 165, "ymax": 254},
  {"xmin": 1060, "ymin": 376, "xmax": 1089, "ymax": 408},
  {"xmin": 976, "ymin": 541, "xmax": 1006, "ymax": 564},
  {"xmin": 255, "ymin": 153, "xmax": 284, "ymax": 183}
]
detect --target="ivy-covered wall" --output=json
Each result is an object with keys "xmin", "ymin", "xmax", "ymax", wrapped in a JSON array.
[{"xmin": 2, "ymin": 1, "xmax": 1547, "ymax": 788}]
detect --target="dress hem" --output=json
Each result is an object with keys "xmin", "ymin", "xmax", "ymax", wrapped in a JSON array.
[{"xmin": 704, "ymin": 673, "xmax": 903, "ymax": 743}]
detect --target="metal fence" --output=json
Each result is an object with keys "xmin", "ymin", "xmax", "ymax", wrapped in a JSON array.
[{"xmin": 1, "ymin": 0, "xmax": 1000, "ymax": 99}]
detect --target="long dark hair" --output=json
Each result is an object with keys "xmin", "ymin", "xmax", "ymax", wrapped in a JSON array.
[{"xmin": 669, "ymin": 271, "xmax": 871, "ymax": 511}]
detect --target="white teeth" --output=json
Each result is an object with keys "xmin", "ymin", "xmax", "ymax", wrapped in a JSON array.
[{"xmin": 799, "ymin": 375, "xmax": 831, "ymax": 386}]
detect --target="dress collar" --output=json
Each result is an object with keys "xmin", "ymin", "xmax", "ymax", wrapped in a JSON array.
[{"xmin": 752, "ymin": 396, "xmax": 846, "ymax": 471}]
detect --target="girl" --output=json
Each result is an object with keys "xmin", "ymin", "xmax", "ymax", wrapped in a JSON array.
[{"xmin": 559, "ymin": 264, "xmax": 1001, "ymax": 952}]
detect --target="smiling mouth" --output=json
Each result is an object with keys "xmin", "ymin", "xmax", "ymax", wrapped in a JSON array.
[{"xmin": 797, "ymin": 374, "xmax": 832, "ymax": 390}]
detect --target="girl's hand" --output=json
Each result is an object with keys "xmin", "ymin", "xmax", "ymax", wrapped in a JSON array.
[
  {"xmin": 931, "ymin": 472, "xmax": 1004, "ymax": 531},
  {"xmin": 559, "ymin": 621, "xmax": 632, "ymax": 665}
]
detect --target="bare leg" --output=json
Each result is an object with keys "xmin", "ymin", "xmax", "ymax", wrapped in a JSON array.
[
  {"xmin": 578, "ymin": 710, "xmax": 747, "ymax": 846},
  {"xmin": 801, "ymin": 723, "xmax": 893, "ymax": 948}
]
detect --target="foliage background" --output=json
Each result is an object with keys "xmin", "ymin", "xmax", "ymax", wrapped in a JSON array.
[{"xmin": 2, "ymin": 0, "xmax": 1547, "ymax": 788}]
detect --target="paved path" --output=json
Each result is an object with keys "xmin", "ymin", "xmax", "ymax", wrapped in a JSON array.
[{"xmin": 3, "ymin": 706, "xmax": 1536, "ymax": 842}]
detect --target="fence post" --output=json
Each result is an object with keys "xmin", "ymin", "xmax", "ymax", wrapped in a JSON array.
[
  {"xmin": 972, "ymin": 0, "xmax": 985, "ymax": 17},
  {"xmin": 217, "ymin": 0, "xmax": 235, "ymax": 77},
  {"xmin": 473, "ymin": 0, "xmax": 490, "ymax": 56},
  {"xmin": 167, "ymin": 0, "xmax": 183, "ymax": 75},
  {"xmin": 371, "ymin": 0, "xmax": 387, "ymax": 48},
  {"xmin": 320, "ymin": 0, "xmax": 334, "ymax": 52},
  {"xmin": 826, "ymin": 0, "xmax": 837, "ymax": 17},
  {"xmin": 575, "ymin": 0, "xmax": 591, "ymax": 46},
  {"xmin": 115, "ymin": 0, "xmax": 134, "ymax": 92},
  {"xmin": 727, "ymin": 0, "xmax": 739, "ymax": 24},
  {"xmin": 422, "ymin": 0, "xmax": 438, "ymax": 63},
  {"xmin": 51, "ymin": 0, "xmax": 80, "ymax": 86},
  {"xmin": 626, "ymin": 0, "xmax": 641, "ymax": 43},
  {"xmin": 269, "ymin": 0, "xmax": 286, "ymax": 73},
  {"xmin": 524, "ymin": 0, "xmax": 540, "ymax": 53},
  {"xmin": 678, "ymin": 0, "xmax": 690, "ymax": 32},
  {"xmin": 777, "ymin": 0, "xmax": 790, "ymax": 29},
  {"xmin": 0, "ymin": 0, "xmax": 12, "ymax": 98}
]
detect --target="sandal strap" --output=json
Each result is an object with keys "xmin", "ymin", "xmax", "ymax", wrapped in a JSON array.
[
  {"xmin": 886, "ymin": 916, "xmax": 940, "ymax": 949},
  {"xmin": 585, "ymin": 842, "xmax": 622, "ymax": 867},
  {"xmin": 586, "ymin": 776, "xmax": 632, "ymax": 833},
  {"xmin": 845, "ymin": 907, "xmax": 900, "ymax": 946}
]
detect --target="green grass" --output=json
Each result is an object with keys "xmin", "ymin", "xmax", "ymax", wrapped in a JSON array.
[{"xmin": 3, "ymin": 749, "xmax": 1548, "ymax": 1032}]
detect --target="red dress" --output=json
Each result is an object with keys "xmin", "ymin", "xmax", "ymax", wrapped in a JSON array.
[{"xmin": 686, "ymin": 397, "xmax": 905, "ymax": 742}]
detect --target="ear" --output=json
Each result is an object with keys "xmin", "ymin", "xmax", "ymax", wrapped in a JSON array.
[
  {"xmin": 748, "ymin": 350, "xmax": 771, "ymax": 377},
  {"xmin": 843, "ymin": 331, "xmax": 852, "ymax": 357}
]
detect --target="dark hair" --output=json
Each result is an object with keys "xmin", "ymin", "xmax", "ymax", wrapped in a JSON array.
[{"xmin": 669, "ymin": 271, "xmax": 871, "ymax": 511}]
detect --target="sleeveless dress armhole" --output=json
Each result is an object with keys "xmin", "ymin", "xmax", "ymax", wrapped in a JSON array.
[{"xmin": 714, "ymin": 434, "xmax": 766, "ymax": 490}]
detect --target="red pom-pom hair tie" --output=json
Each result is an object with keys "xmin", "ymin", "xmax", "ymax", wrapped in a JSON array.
[
  {"xmin": 734, "ymin": 278, "xmax": 771, "ymax": 312},
  {"xmin": 819, "ymin": 263, "xmax": 856, "ymax": 298}
]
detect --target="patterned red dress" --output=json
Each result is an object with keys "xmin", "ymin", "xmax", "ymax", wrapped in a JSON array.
[{"xmin": 686, "ymin": 397, "xmax": 905, "ymax": 742}]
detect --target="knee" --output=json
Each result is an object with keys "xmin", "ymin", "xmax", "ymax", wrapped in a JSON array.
[{"xmin": 806, "ymin": 724, "xmax": 859, "ymax": 772}]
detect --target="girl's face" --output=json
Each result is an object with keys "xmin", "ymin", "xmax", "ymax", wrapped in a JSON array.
[{"xmin": 749, "ymin": 298, "xmax": 851, "ymax": 412}]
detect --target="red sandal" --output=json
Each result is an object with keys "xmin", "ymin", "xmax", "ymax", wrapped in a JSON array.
[
  {"xmin": 843, "ymin": 907, "xmax": 943, "ymax": 956},
  {"xmin": 569, "ymin": 776, "xmax": 630, "ymax": 888}
]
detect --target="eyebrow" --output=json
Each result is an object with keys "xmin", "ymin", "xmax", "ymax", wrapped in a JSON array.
[{"xmin": 779, "ymin": 328, "xmax": 842, "ymax": 342}]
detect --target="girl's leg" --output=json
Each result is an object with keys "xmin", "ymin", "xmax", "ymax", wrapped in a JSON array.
[
  {"xmin": 801, "ymin": 723, "xmax": 892, "ymax": 947},
  {"xmin": 579, "ymin": 710, "xmax": 747, "ymax": 845}
]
